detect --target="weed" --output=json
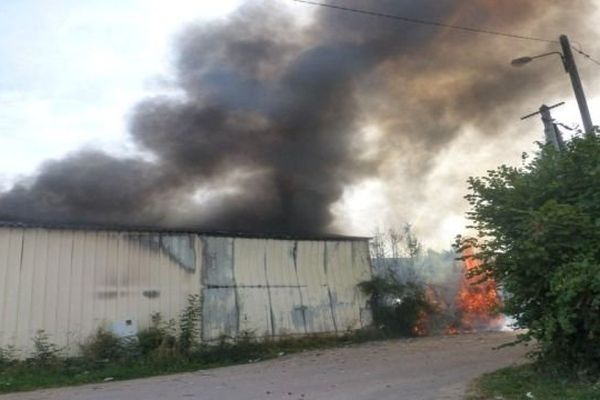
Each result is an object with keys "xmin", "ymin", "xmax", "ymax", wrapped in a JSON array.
[
  {"xmin": 178, "ymin": 295, "xmax": 201, "ymax": 355},
  {"xmin": 29, "ymin": 330, "xmax": 61, "ymax": 366}
]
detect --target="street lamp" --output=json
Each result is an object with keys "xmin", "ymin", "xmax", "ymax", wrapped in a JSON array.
[
  {"xmin": 510, "ymin": 52, "xmax": 564, "ymax": 67},
  {"xmin": 511, "ymin": 34, "xmax": 594, "ymax": 136}
]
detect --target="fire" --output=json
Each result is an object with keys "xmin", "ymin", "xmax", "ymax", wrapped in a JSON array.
[{"xmin": 453, "ymin": 247, "xmax": 503, "ymax": 331}]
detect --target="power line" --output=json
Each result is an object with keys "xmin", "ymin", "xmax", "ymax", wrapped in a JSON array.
[
  {"xmin": 572, "ymin": 47, "xmax": 600, "ymax": 67},
  {"xmin": 293, "ymin": 0, "xmax": 600, "ymax": 68},
  {"xmin": 292, "ymin": 0, "xmax": 557, "ymax": 44}
]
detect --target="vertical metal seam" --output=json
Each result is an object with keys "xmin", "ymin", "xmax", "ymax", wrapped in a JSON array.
[
  {"xmin": 65, "ymin": 232, "xmax": 75, "ymax": 349},
  {"xmin": 52, "ymin": 231, "xmax": 62, "ymax": 344},
  {"xmin": 26, "ymin": 230, "xmax": 38, "ymax": 348},
  {"xmin": 324, "ymin": 243, "xmax": 338, "ymax": 333},
  {"xmin": 232, "ymin": 239, "xmax": 240, "ymax": 337},
  {"xmin": 13, "ymin": 229, "xmax": 25, "ymax": 345},
  {"xmin": 0, "ymin": 229, "xmax": 11, "ymax": 346},
  {"xmin": 198, "ymin": 236, "xmax": 206, "ymax": 342},
  {"xmin": 292, "ymin": 241, "xmax": 307, "ymax": 333},
  {"xmin": 263, "ymin": 243, "xmax": 275, "ymax": 337}
]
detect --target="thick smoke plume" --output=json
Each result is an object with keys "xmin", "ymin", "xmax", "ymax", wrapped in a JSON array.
[{"xmin": 0, "ymin": 0, "xmax": 597, "ymax": 235}]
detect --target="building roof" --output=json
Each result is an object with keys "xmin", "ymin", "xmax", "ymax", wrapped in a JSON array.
[{"xmin": 0, "ymin": 220, "xmax": 370, "ymax": 242}]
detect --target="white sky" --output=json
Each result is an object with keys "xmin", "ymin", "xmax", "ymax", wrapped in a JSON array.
[{"xmin": 1, "ymin": 0, "xmax": 599, "ymax": 249}]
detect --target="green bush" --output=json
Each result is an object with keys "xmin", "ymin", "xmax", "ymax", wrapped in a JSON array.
[
  {"xmin": 178, "ymin": 295, "xmax": 201, "ymax": 355},
  {"xmin": 29, "ymin": 330, "xmax": 61, "ymax": 367},
  {"xmin": 359, "ymin": 273, "xmax": 434, "ymax": 336},
  {"xmin": 0, "ymin": 346, "xmax": 17, "ymax": 368},
  {"xmin": 80, "ymin": 328, "xmax": 137, "ymax": 362},
  {"xmin": 137, "ymin": 313, "xmax": 178, "ymax": 360},
  {"xmin": 460, "ymin": 134, "xmax": 600, "ymax": 375}
]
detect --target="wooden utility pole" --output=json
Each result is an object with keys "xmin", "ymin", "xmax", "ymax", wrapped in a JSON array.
[
  {"xmin": 521, "ymin": 102, "xmax": 566, "ymax": 151},
  {"xmin": 559, "ymin": 35, "xmax": 594, "ymax": 135}
]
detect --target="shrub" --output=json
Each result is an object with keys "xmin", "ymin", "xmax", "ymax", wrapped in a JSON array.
[
  {"xmin": 0, "ymin": 346, "xmax": 17, "ymax": 368},
  {"xmin": 80, "ymin": 328, "xmax": 138, "ymax": 362},
  {"xmin": 137, "ymin": 313, "xmax": 177, "ymax": 358},
  {"xmin": 460, "ymin": 134, "xmax": 600, "ymax": 375},
  {"xmin": 178, "ymin": 295, "xmax": 201, "ymax": 355},
  {"xmin": 359, "ymin": 272, "xmax": 434, "ymax": 336},
  {"xmin": 29, "ymin": 330, "xmax": 61, "ymax": 367}
]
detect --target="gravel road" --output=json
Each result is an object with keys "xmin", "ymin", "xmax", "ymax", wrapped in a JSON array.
[{"xmin": 0, "ymin": 332, "xmax": 527, "ymax": 400}]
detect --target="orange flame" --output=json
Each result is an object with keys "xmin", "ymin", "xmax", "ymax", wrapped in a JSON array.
[{"xmin": 454, "ymin": 247, "xmax": 503, "ymax": 331}]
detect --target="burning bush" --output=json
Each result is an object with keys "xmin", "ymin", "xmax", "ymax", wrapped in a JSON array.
[{"xmin": 461, "ymin": 134, "xmax": 600, "ymax": 375}]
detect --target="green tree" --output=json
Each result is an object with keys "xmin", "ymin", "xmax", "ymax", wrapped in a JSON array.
[{"xmin": 459, "ymin": 134, "xmax": 600, "ymax": 374}]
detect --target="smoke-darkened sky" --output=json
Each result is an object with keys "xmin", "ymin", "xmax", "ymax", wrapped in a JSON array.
[{"xmin": 1, "ymin": 0, "xmax": 599, "ymax": 247}]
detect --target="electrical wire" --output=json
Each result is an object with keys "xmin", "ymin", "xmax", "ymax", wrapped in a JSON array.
[
  {"xmin": 572, "ymin": 47, "xmax": 600, "ymax": 67},
  {"xmin": 292, "ymin": 0, "xmax": 557, "ymax": 44},
  {"xmin": 293, "ymin": 0, "xmax": 600, "ymax": 68}
]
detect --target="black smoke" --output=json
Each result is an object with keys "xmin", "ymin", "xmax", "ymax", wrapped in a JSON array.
[{"xmin": 0, "ymin": 0, "xmax": 597, "ymax": 234}]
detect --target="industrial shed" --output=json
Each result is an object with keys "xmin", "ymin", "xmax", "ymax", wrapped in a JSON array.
[{"xmin": 0, "ymin": 223, "xmax": 372, "ymax": 356}]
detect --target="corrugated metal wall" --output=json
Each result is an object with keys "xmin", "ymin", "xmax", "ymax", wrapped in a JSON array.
[
  {"xmin": 0, "ymin": 227, "xmax": 371, "ymax": 356},
  {"xmin": 200, "ymin": 237, "xmax": 372, "ymax": 341},
  {"xmin": 0, "ymin": 227, "xmax": 201, "ymax": 356}
]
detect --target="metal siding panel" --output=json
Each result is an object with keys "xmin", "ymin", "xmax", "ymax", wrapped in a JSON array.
[
  {"xmin": 0, "ymin": 228, "xmax": 10, "ymax": 347},
  {"xmin": 300, "ymin": 285, "xmax": 336, "ymax": 333},
  {"xmin": 55, "ymin": 231, "xmax": 74, "ymax": 349},
  {"xmin": 202, "ymin": 237, "xmax": 234, "ymax": 286},
  {"xmin": 42, "ymin": 230, "xmax": 61, "ymax": 344},
  {"xmin": 352, "ymin": 241, "xmax": 373, "ymax": 327},
  {"xmin": 264, "ymin": 240, "xmax": 296, "ymax": 286},
  {"xmin": 104, "ymin": 232, "xmax": 120, "ymax": 324},
  {"xmin": 236, "ymin": 287, "xmax": 272, "ymax": 337},
  {"xmin": 295, "ymin": 241, "xmax": 336, "ymax": 333},
  {"xmin": 201, "ymin": 237, "xmax": 239, "ymax": 340},
  {"xmin": 2, "ymin": 229, "xmax": 24, "ymax": 349},
  {"xmin": 29, "ymin": 229, "xmax": 49, "ymax": 344},
  {"xmin": 264, "ymin": 240, "xmax": 306, "ymax": 335},
  {"xmin": 326, "ymin": 242, "xmax": 362, "ymax": 331},
  {"xmin": 67, "ymin": 231, "xmax": 85, "ymax": 352},
  {"xmin": 201, "ymin": 288, "xmax": 238, "ymax": 341},
  {"xmin": 268, "ymin": 287, "xmax": 305, "ymax": 335},
  {"xmin": 88, "ymin": 232, "xmax": 104, "ymax": 332},
  {"xmin": 15, "ymin": 229, "xmax": 37, "ymax": 353},
  {"xmin": 296, "ymin": 241, "xmax": 327, "ymax": 285},
  {"xmin": 233, "ymin": 238, "xmax": 266, "ymax": 286},
  {"xmin": 149, "ymin": 234, "xmax": 162, "ymax": 316}
]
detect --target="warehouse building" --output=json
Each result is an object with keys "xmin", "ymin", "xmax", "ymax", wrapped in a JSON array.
[{"xmin": 0, "ymin": 222, "xmax": 372, "ymax": 356}]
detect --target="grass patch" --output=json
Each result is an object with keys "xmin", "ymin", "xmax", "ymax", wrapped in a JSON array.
[
  {"xmin": 467, "ymin": 364, "xmax": 600, "ymax": 400},
  {"xmin": 0, "ymin": 328, "xmax": 391, "ymax": 394}
]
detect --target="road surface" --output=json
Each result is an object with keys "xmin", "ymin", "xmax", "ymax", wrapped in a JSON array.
[{"xmin": 0, "ymin": 332, "xmax": 527, "ymax": 400}]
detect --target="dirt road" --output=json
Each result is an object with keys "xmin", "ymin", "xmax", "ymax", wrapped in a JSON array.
[{"xmin": 1, "ymin": 332, "xmax": 527, "ymax": 400}]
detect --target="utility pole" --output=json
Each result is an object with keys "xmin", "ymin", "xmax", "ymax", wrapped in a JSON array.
[
  {"xmin": 559, "ymin": 35, "xmax": 594, "ymax": 135},
  {"xmin": 521, "ymin": 102, "xmax": 566, "ymax": 151}
]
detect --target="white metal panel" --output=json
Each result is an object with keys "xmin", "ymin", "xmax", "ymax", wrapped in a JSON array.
[
  {"xmin": 0, "ymin": 226, "xmax": 370, "ymax": 355},
  {"xmin": 0, "ymin": 228, "xmax": 10, "ymax": 347},
  {"xmin": 264, "ymin": 240, "xmax": 306, "ymax": 335},
  {"xmin": 326, "ymin": 241, "xmax": 362, "ymax": 331},
  {"xmin": 15, "ymin": 229, "xmax": 38, "ymax": 353},
  {"xmin": 295, "ymin": 241, "xmax": 336, "ymax": 333},
  {"xmin": 232, "ymin": 238, "xmax": 266, "ymax": 286},
  {"xmin": 200, "ymin": 237, "xmax": 238, "ymax": 341},
  {"xmin": 0, "ymin": 227, "xmax": 202, "ymax": 357},
  {"xmin": 2, "ymin": 229, "xmax": 23, "ymax": 350},
  {"xmin": 236, "ymin": 287, "xmax": 272, "ymax": 337}
]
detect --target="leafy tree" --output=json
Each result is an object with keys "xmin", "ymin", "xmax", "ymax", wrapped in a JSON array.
[{"xmin": 459, "ymin": 134, "xmax": 600, "ymax": 374}]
